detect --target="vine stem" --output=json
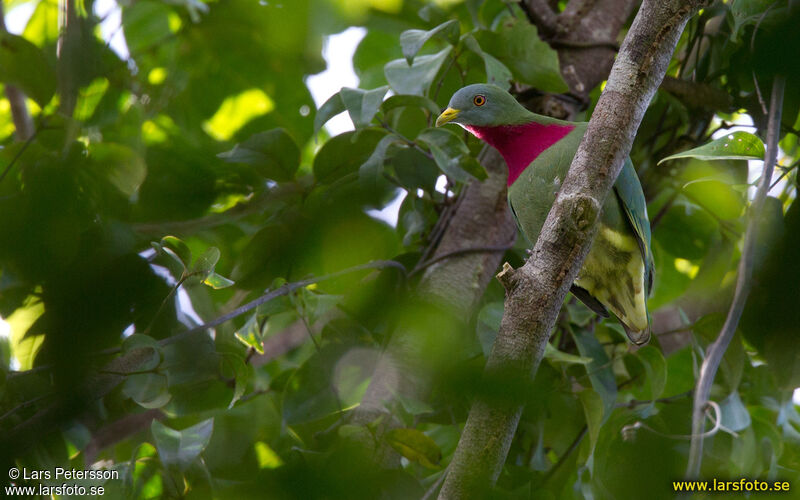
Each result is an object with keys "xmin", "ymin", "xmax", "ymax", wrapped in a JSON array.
[{"xmin": 686, "ymin": 75, "xmax": 785, "ymax": 478}]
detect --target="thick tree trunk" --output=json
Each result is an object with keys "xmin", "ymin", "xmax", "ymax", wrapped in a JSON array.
[{"xmin": 439, "ymin": 1, "xmax": 707, "ymax": 497}]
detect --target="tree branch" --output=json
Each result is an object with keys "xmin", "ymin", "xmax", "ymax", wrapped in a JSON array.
[
  {"xmin": 552, "ymin": 0, "xmax": 638, "ymax": 99},
  {"xmin": 523, "ymin": 0, "xmax": 558, "ymax": 36},
  {"xmin": 686, "ymin": 75, "xmax": 785, "ymax": 479},
  {"xmin": 439, "ymin": 1, "xmax": 705, "ymax": 497}
]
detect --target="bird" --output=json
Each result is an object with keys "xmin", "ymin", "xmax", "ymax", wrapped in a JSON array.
[{"xmin": 436, "ymin": 83, "xmax": 654, "ymax": 344}]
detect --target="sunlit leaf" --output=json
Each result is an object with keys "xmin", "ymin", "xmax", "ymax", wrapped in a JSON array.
[
  {"xmin": 659, "ymin": 132, "xmax": 765, "ymax": 164},
  {"xmin": 22, "ymin": 0, "xmax": 60, "ymax": 47},
  {"xmin": 203, "ymin": 272, "xmax": 235, "ymax": 289},
  {"xmin": 192, "ymin": 247, "xmax": 221, "ymax": 280},
  {"xmin": 203, "ymin": 89, "xmax": 276, "ymax": 141},
  {"xmin": 160, "ymin": 236, "xmax": 192, "ymax": 268},
  {"xmin": 234, "ymin": 313, "xmax": 263, "ymax": 354}
]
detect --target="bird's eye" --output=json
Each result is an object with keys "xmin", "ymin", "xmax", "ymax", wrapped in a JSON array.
[{"xmin": 473, "ymin": 95, "xmax": 486, "ymax": 106}]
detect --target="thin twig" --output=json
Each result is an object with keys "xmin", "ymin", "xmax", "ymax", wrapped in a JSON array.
[
  {"xmin": 0, "ymin": 394, "xmax": 51, "ymax": 423},
  {"xmin": 542, "ymin": 425, "xmax": 587, "ymax": 483},
  {"xmin": 409, "ymin": 243, "xmax": 515, "ymax": 277},
  {"xmin": 686, "ymin": 75, "xmax": 785, "ymax": 478},
  {"xmin": 6, "ymin": 260, "xmax": 407, "ymax": 377},
  {"xmin": 0, "ymin": 125, "xmax": 40, "ymax": 184},
  {"xmin": 421, "ymin": 467, "xmax": 449, "ymax": 500},
  {"xmin": 160, "ymin": 260, "xmax": 406, "ymax": 347}
]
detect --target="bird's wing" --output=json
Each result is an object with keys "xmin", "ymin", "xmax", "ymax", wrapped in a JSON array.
[{"xmin": 613, "ymin": 157, "xmax": 655, "ymax": 295}]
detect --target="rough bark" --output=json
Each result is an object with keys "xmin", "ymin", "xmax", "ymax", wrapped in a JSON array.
[
  {"xmin": 525, "ymin": 0, "xmax": 639, "ymax": 102},
  {"xmin": 439, "ymin": 1, "xmax": 706, "ymax": 497}
]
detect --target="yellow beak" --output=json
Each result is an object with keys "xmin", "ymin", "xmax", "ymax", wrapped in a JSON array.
[{"xmin": 435, "ymin": 107, "xmax": 460, "ymax": 127}]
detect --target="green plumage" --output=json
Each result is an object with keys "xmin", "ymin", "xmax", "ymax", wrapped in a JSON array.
[{"xmin": 438, "ymin": 84, "xmax": 654, "ymax": 344}]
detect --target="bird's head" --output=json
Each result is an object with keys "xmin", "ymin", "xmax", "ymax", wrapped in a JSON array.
[{"xmin": 435, "ymin": 84, "xmax": 531, "ymax": 128}]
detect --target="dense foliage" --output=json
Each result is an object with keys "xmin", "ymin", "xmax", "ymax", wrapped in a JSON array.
[{"xmin": 0, "ymin": 0, "xmax": 799, "ymax": 498}]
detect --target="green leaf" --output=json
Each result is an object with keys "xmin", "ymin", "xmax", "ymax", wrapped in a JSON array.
[
  {"xmin": 121, "ymin": 0, "xmax": 174, "ymax": 54},
  {"xmin": 395, "ymin": 393, "xmax": 435, "ymax": 416},
  {"xmin": 234, "ymin": 313, "xmax": 263, "ymax": 354},
  {"xmin": 730, "ymin": 0, "xmax": 786, "ymax": 42},
  {"xmin": 160, "ymin": 236, "xmax": 192, "ymax": 268},
  {"xmin": 719, "ymin": 391, "xmax": 751, "ymax": 432},
  {"xmin": 359, "ymin": 133, "xmax": 401, "ymax": 186},
  {"xmin": 380, "ymin": 94, "xmax": 441, "ymax": 117},
  {"xmin": 653, "ymin": 200, "xmax": 717, "ymax": 259},
  {"xmin": 123, "ymin": 373, "xmax": 172, "ymax": 409},
  {"xmin": 219, "ymin": 353, "xmax": 250, "ymax": 409},
  {"xmin": 658, "ymin": 132, "xmax": 765, "ymax": 164},
  {"xmin": 579, "ymin": 389, "xmax": 603, "ymax": 452},
  {"xmin": 400, "ymin": 19, "xmax": 460, "ymax": 65},
  {"xmin": 339, "ymin": 86, "xmax": 389, "ymax": 129},
  {"xmin": 313, "ymin": 128, "xmax": 386, "ymax": 184},
  {"xmin": 217, "ymin": 128, "xmax": 300, "ymax": 182},
  {"xmin": 122, "ymin": 334, "xmax": 162, "ymax": 371},
  {"xmin": 417, "ymin": 128, "xmax": 487, "ymax": 181},
  {"xmin": 22, "ymin": 0, "xmax": 59, "ymax": 47},
  {"xmin": 314, "ymin": 92, "xmax": 346, "ymax": 136},
  {"xmin": 572, "ymin": 329, "xmax": 616, "ymax": 423},
  {"xmin": 392, "ymin": 146, "xmax": 439, "ymax": 192},
  {"xmin": 694, "ymin": 313, "xmax": 745, "ymax": 394},
  {"xmin": 385, "ymin": 428, "xmax": 442, "ymax": 468},
  {"xmin": 203, "ymin": 272, "xmax": 235, "ymax": 289},
  {"xmin": 0, "ymin": 32, "xmax": 56, "ymax": 106},
  {"xmin": 192, "ymin": 247, "xmax": 221, "ymax": 280},
  {"xmin": 544, "ymin": 343, "xmax": 592, "ymax": 365},
  {"xmin": 682, "ymin": 178, "xmax": 744, "ymax": 221},
  {"xmin": 462, "ymin": 34, "xmax": 512, "ymax": 89},
  {"xmin": 282, "ymin": 344, "xmax": 347, "ymax": 424},
  {"xmin": 151, "ymin": 418, "xmax": 214, "ymax": 470},
  {"xmin": 631, "ymin": 345, "xmax": 667, "ymax": 401},
  {"xmin": 474, "ymin": 20, "xmax": 568, "ymax": 93},
  {"xmin": 384, "ymin": 46, "xmax": 452, "ymax": 96},
  {"xmin": 88, "ymin": 143, "xmax": 147, "ymax": 197}
]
